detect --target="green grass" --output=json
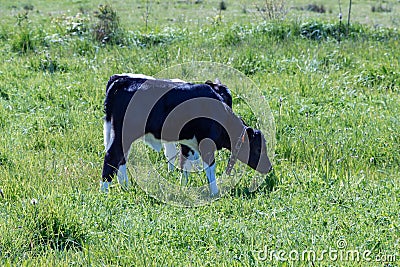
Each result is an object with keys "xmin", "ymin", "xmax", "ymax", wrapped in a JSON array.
[{"xmin": 0, "ymin": 0, "xmax": 399, "ymax": 266}]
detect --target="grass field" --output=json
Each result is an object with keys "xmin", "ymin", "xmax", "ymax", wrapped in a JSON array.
[{"xmin": 0, "ymin": 0, "xmax": 399, "ymax": 266}]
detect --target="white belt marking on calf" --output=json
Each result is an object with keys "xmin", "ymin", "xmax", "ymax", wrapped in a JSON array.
[
  {"xmin": 143, "ymin": 133, "xmax": 163, "ymax": 152},
  {"xmin": 143, "ymin": 134, "xmax": 198, "ymax": 154}
]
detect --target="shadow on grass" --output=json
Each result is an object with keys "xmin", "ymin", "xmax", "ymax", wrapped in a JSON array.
[{"xmin": 228, "ymin": 168, "xmax": 279, "ymax": 199}]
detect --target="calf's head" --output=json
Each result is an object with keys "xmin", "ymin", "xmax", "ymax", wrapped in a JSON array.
[{"xmin": 237, "ymin": 127, "xmax": 271, "ymax": 174}]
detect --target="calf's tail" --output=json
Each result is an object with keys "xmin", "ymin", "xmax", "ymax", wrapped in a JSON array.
[{"xmin": 103, "ymin": 75, "xmax": 122, "ymax": 149}]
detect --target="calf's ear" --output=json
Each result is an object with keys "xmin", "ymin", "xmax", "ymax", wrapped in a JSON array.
[
  {"xmin": 246, "ymin": 127, "xmax": 255, "ymax": 140},
  {"xmin": 205, "ymin": 80, "xmax": 220, "ymax": 92}
]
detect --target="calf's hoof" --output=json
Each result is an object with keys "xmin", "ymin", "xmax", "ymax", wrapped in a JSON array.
[{"xmin": 100, "ymin": 181, "xmax": 111, "ymax": 193}]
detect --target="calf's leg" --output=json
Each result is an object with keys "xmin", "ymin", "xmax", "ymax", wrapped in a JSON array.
[
  {"xmin": 163, "ymin": 143, "xmax": 177, "ymax": 171},
  {"xmin": 198, "ymin": 138, "xmax": 218, "ymax": 197},
  {"xmin": 101, "ymin": 140, "xmax": 127, "ymax": 192}
]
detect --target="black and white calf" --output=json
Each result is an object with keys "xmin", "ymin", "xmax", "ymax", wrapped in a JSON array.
[
  {"xmin": 102, "ymin": 74, "xmax": 272, "ymax": 195},
  {"xmin": 104, "ymin": 75, "xmax": 232, "ymax": 185}
]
